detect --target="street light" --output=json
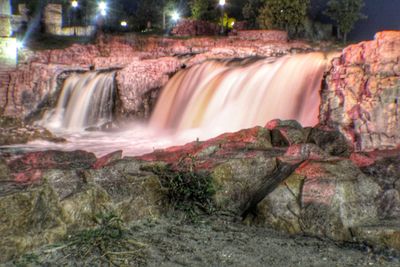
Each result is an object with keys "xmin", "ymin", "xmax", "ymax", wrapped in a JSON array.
[
  {"xmin": 99, "ymin": 1, "xmax": 107, "ymax": 16},
  {"xmin": 172, "ymin": 11, "xmax": 180, "ymax": 22},
  {"xmin": 219, "ymin": 0, "xmax": 226, "ymax": 35},
  {"xmin": 71, "ymin": 1, "xmax": 78, "ymax": 36},
  {"xmin": 120, "ymin": 21, "xmax": 128, "ymax": 27}
]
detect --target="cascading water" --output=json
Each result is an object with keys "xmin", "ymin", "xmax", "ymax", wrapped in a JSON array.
[
  {"xmin": 3, "ymin": 52, "xmax": 329, "ymax": 157},
  {"xmin": 150, "ymin": 52, "xmax": 328, "ymax": 139},
  {"xmin": 43, "ymin": 71, "xmax": 116, "ymax": 131}
]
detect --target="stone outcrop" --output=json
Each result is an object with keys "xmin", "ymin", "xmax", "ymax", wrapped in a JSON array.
[
  {"xmin": 115, "ymin": 57, "xmax": 182, "ymax": 118},
  {"xmin": 171, "ymin": 19, "xmax": 219, "ymax": 36},
  {"xmin": 321, "ymin": 31, "xmax": 400, "ymax": 151},
  {"xmin": 236, "ymin": 30, "xmax": 288, "ymax": 42},
  {"xmin": 0, "ymin": 116, "xmax": 64, "ymax": 145},
  {"xmin": 1, "ymin": 120, "xmax": 399, "ymax": 262},
  {"xmin": 0, "ymin": 150, "xmax": 165, "ymax": 262}
]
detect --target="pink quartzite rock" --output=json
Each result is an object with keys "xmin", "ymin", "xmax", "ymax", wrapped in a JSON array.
[
  {"xmin": 321, "ymin": 31, "xmax": 400, "ymax": 151},
  {"xmin": 236, "ymin": 30, "xmax": 288, "ymax": 42},
  {"xmin": 115, "ymin": 57, "xmax": 182, "ymax": 118}
]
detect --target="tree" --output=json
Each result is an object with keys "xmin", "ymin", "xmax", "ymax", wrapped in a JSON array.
[
  {"xmin": 132, "ymin": 0, "xmax": 163, "ymax": 31},
  {"xmin": 324, "ymin": 0, "xmax": 366, "ymax": 43},
  {"xmin": 257, "ymin": 0, "xmax": 310, "ymax": 37},
  {"xmin": 242, "ymin": 0, "xmax": 264, "ymax": 28},
  {"xmin": 189, "ymin": 0, "xmax": 217, "ymax": 21}
]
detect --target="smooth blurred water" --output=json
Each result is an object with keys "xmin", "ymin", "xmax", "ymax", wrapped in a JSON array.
[{"xmin": 2, "ymin": 53, "xmax": 330, "ymax": 157}]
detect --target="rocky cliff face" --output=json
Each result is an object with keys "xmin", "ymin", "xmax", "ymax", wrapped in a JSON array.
[{"xmin": 321, "ymin": 31, "xmax": 400, "ymax": 151}]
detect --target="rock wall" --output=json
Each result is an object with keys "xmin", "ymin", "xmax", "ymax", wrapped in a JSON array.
[
  {"xmin": 321, "ymin": 31, "xmax": 400, "ymax": 151},
  {"xmin": 236, "ymin": 30, "xmax": 288, "ymax": 42},
  {"xmin": 171, "ymin": 19, "xmax": 219, "ymax": 36}
]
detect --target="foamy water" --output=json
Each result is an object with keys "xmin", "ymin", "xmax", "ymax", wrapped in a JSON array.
[{"xmin": 0, "ymin": 124, "xmax": 200, "ymax": 157}]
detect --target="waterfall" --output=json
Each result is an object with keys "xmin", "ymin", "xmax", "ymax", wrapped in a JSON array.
[
  {"xmin": 44, "ymin": 71, "xmax": 116, "ymax": 131},
  {"xmin": 150, "ymin": 52, "xmax": 328, "ymax": 138}
]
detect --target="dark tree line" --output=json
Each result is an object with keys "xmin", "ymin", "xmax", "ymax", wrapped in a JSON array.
[{"xmin": 12, "ymin": 0, "xmax": 366, "ymax": 42}]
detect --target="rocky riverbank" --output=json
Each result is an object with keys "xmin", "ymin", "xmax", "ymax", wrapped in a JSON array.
[{"xmin": 1, "ymin": 120, "xmax": 400, "ymax": 263}]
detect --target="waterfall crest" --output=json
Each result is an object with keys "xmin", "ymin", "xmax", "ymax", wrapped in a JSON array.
[
  {"xmin": 150, "ymin": 53, "xmax": 328, "ymax": 138},
  {"xmin": 43, "ymin": 71, "xmax": 115, "ymax": 131}
]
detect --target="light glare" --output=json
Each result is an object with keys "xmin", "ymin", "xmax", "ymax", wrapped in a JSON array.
[
  {"xmin": 172, "ymin": 11, "xmax": 180, "ymax": 21},
  {"xmin": 16, "ymin": 41, "xmax": 23, "ymax": 49},
  {"xmin": 99, "ymin": 2, "xmax": 107, "ymax": 11},
  {"xmin": 71, "ymin": 1, "xmax": 78, "ymax": 8},
  {"xmin": 121, "ymin": 21, "xmax": 127, "ymax": 27},
  {"xmin": 219, "ymin": 0, "xmax": 225, "ymax": 6}
]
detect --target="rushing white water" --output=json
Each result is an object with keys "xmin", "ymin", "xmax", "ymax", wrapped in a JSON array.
[
  {"xmin": 43, "ymin": 71, "xmax": 116, "ymax": 131},
  {"xmin": 2, "ymin": 53, "xmax": 330, "ymax": 157},
  {"xmin": 150, "ymin": 52, "xmax": 328, "ymax": 139}
]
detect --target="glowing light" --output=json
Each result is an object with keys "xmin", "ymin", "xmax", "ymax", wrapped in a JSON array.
[
  {"xmin": 5, "ymin": 45, "xmax": 16, "ymax": 56},
  {"xmin": 172, "ymin": 11, "xmax": 180, "ymax": 22},
  {"xmin": 231, "ymin": 21, "xmax": 235, "ymax": 26},
  {"xmin": 219, "ymin": 0, "xmax": 225, "ymax": 6},
  {"xmin": 100, "ymin": 9, "xmax": 106, "ymax": 16},
  {"xmin": 71, "ymin": 0, "xmax": 78, "ymax": 8},
  {"xmin": 99, "ymin": 2, "xmax": 107, "ymax": 11},
  {"xmin": 120, "ymin": 21, "xmax": 127, "ymax": 27},
  {"xmin": 16, "ymin": 41, "xmax": 23, "ymax": 49}
]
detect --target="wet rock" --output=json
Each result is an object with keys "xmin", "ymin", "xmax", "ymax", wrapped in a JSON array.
[{"xmin": 0, "ymin": 116, "xmax": 65, "ymax": 146}]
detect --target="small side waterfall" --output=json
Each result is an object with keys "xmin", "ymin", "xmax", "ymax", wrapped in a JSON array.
[
  {"xmin": 44, "ymin": 71, "xmax": 116, "ymax": 131},
  {"xmin": 150, "ymin": 53, "xmax": 328, "ymax": 138}
]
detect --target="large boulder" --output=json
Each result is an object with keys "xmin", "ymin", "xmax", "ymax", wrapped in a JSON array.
[
  {"xmin": 321, "ymin": 31, "xmax": 400, "ymax": 151},
  {"xmin": 115, "ymin": 57, "xmax": 181, "ymax": 118},
  {"xmin": 0, "ymin": 150, "xmax": 164, "ymax": 262}
]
